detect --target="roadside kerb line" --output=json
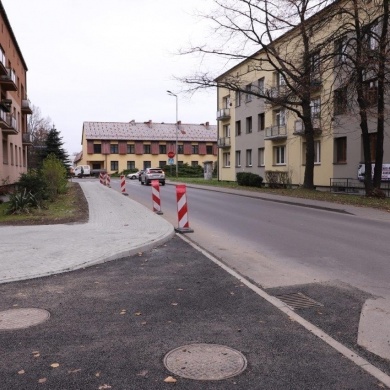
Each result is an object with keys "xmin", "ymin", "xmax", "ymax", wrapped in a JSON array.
[{"xmin": 178, "ymin": 233, "xmax": 390, "ymax": 388}]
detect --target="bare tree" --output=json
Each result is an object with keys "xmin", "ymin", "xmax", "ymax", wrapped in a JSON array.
[
  {"xmin": 27, "ymin": 105, "xmax": 52, "ymax": 169},
  {"xmin": 181, "ymin": 0, "xmax": 339, "ymax": 189}
]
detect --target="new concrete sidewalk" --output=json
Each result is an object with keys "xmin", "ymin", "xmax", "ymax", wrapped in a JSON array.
[{"xmin": 0, "ymin": 181, "xmax": 175, "ymax": 284}]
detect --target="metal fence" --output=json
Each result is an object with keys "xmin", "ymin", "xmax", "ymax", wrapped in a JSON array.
[{"xmin": 329, "ymin": 178, "xmax": 390, "ymax": 197}]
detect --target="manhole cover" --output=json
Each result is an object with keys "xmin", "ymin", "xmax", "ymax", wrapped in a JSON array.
[
  {"xmin": 0, "ymin": 308, "xmax": 50, "ymax": 330},
  {"xmin": 163, "ymin": 343, "xmax": 247, "ymax": 380}
]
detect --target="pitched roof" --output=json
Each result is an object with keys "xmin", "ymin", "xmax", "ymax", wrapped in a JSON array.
[{"xmin": 83, "ymin": 121, "xmax": 217, "ymax": 142}]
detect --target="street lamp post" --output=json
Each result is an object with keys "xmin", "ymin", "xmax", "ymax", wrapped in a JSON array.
[{"xmin": 167, "ymin": 90, "xmax": 179, "ymax": 178}]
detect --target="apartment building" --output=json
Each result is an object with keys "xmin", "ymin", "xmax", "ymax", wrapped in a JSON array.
[
  {"xmin": 78, "ymin": 121, "xmax": 217, "ymax": 174},
  {"xmin": 215, "ymin": 2, "xmax": 389, "ymax": 187},
  {"xmin": 0, "ymin": 2, "xmax": 32, "ymax": 186}
]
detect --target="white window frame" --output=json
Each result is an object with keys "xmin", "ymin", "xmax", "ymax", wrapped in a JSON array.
[
  {"xmin": 246, "ymin": 149, "xmax": 252, "ymax": 167},
  {"xmin": 236, "ymin": 150, "xmax": 241, "ymax": 167},
  {"xmin": 311, "ymin": 98, "xmax": 321, "ymax": 118},
  {"xmin": 258, "ymin": 148, "xmax": 265, "ymax": 167},
  {"xmin": 275, "ymin": 109, "xmax": 286, "ymax": 126},
  {"xmin": 223, "ymin": 124, "xmax": 231, "ymax": 137},
  {"xmin": 274, "ymin": 145, "xmax": 286, "ymax": 165},
  {"xmin": 223, "ymin": 152, "xmax": 231, "ymax": 167}
]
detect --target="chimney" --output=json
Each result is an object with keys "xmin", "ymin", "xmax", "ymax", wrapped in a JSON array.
[
  {"xmin": 144, "ymin": 120, "xmax": 152, "ymax": 128},
  {"xmin": 177, "ymin": 120, "xmax": 181, "ymax": 125},
  {"xmin": 206, "ymin": 121, "xmax": 209, "ymax": 129}
]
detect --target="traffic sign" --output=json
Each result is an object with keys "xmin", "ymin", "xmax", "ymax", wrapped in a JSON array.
[
  {"xmin": 168, "ymin": 151, "xmax": 175, "ymax": 158},
  {"xmin": 168, "ymin": 158, "xmax": 174, "ymax": 165}
]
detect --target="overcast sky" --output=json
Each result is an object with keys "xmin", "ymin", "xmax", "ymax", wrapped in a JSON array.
[{"xmin": 2, "ymin": 0, "xmax": 223, "ymax": 157}]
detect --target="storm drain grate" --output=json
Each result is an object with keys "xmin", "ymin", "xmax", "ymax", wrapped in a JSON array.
[
  {"xmin": 276, "ymin": 292, "xmax": 324, "ymax": 310},
  {"xmin": 164, "ymin": 343, "xmax": 247, "ymax": 381}
]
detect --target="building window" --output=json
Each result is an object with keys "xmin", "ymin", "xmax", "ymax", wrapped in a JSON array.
[
  {"xmin": 235, "ymin": 91, "xmax": 241, "ymax": 107},
  {"xmin": 2, "ymin": 139, "xmax": 8, "ymax": 164},
  {"xmin": 223, "ymin": 95, "xmax": 231, "ymax": 108},
  {"xmin": 303, "ymin": 141, "xmax": 321, "ymax": 164},
  {"xmin": 223, "ymin": 124, "xmax": 230, "ymax": 137},
  {"xmin": 258, "ymin": 113, "xmax": 265, "ymax": 131},
  {"xmin": 144, "ymin": 144, "xmax": 151, "ymax": 154},
  {"xmin": 206, "ymin": 145, "xmax": 213, "ymax": 154},
  {"xmin": 110, "ymin": 144, "xmax": 118, "ymax": 154},
  {"xmin": 223, "ymin": 152, "xmax": 230, "ymax": 167},
  {"xmin": 258, "ymin": 148, "xmax": 265, "ymax": 166},
  {"xmin": 159, "ymin": 160, "xmax": 166, "ymax": 167},
  {"xmin": 365, "ymin": 20, "xmax": 380, "ymax": 50},
  {"xmin": 363, "ymin": 79, "xmax": 378, "ymax": 106},
  {"xmin": 159, "ymin": 144, "xmax": 167, "ymax": 154},
  {"xmin": 310, "ymin": 51, "xmax": 321, "ymax": 81},
  {"xmin": 235, "ymin": 120, "xmax": 241, "ymax": 136},
  {"xmin": 246, "ymin": 117, "xmax": 252, "ymax": 134},
  {"xmin": 94, "ymin": 144, "xmax": 101, "ymax": 153},
  {"xmin": 257, "ymin": 77, "xmax": 265, "ymax": 95},
  {"xmin": 311, "ymin": 97, "xmax": 321, "ymax": 118},
  {"xmin": 246, "ymin": 149, "xmax": 252, "ymax": 167},
  {"xmin": 335, "ymin": 37, "xmax": 347, "ymax": 63},
  {"xmin": 274, "ymin": 109, "xmax": 286, "ymax": 126},
  {"xmin": 334, "ymin": 87, "xmax": 348, "ymax": 115},
  {"xmin": 177, "ymin": 145, "xmax": 184, "ymax": 154},
  {"xmin": 335, "ymin": 137, "xmax": 347, "ymax": 163},
  {"xmin": 245, "ymin": 84, "xmax": 252, "ymax": 102},
  {"xmin": 127, "ymin": 161, "xmax": 135, "ymax": 170},
  {"xmin": 192, "ymin": 144, "xmax": 199, "ymax": 154},
  {"xmin": 143, "ymin": 161, "xmax": 151, "ymax": 169},
  {"xmin": 367, "ymin": 133, "xmax": 377, "ymax": 162},
  {"xmin": 236, "ymin": 150, "xmax": 241, "ymax": 167},
  {"xmin": 127, "ymin": 144, "xmax": 135, "ymax": 154},
  {"xmin": 191, "ymin": 161, "xmax": 198, "ymax": 167},
  {"xmin": 111, "ymin": 161, "xmax": 119, "ymax": 171},
  {"xmin": 274, "ymin": 145, "xmax": 286, "ymax": 165}
]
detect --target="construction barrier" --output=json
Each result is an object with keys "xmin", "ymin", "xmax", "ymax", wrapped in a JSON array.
[
  {"xmin": 151, "ymin": 180, "xmax": 163, "ymax": 215},
  {"xmin": 99, "ymin": 172, "xmax": 105, "ymax": 185},
  {"xmin": 175, "ymin": 184, "xmax": 193, "ymax": 233},
  {"xmin": 105, "ymin": 174, "xmax": 111, "ymax": 187},
  {"xmin": 120, "ymin": 175, "xmax": 127, "ymax": 195}
]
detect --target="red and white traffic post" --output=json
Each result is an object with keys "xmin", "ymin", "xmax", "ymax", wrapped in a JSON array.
[
  {"xmin": 105, "ymin": 174, "xmax": 111, "ymax": 187},
  {"xmin": 175, "ymin": 184, "xmax": 193, "ymax": 233},
  {"xmin": 151, "ymin": 180, "xmax": 163, "ymax": 215},
  {"xmin": 99, "ymin": 172, "xmax": 105, "ymax": 185},
  {"xmin": 120, "ymin": 175, "xmax": 128, "ymax": 195}
]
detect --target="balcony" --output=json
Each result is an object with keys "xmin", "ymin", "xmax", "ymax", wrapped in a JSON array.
[
  {"xmin": 216, "ymin": 108, "xmax": 231, "ymax": 121},
  {"xmin": 22, "ymin": 132, "xmax": 33, "ymax": 145},
  {"xmin": 264, "ymin": 125, "xmax": 287, "ymax": 140},
  {"xmin": 0, "ymin": 99, "xmax": 12, "ymax": 112},
  {"xmin": 266, "ymin": 86, "xmax": 290, "ymax": 105},
  {"xmin": 22, "ymin": 98, "xmax": 33, "ymax": 114},
  {"xmin": 217, "ymin": 136, "xmax": 231, "ymax": 148},
  {"xmin": 0, "ymin": 111, "xmax": 18, "ymax": 134},
  {"xmin": 293, "ymin": 119, "xmax": 322, "ymax": 136},
  {"xmin": 0, "ymin": 68, "xmax": 17, "ymax": 91}
]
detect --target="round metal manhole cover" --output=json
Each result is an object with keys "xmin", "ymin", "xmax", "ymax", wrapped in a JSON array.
[
  {"xmin": 0, "ymin": 308, "xmax": 50, "ymax": 330},
  {"xmin": 163, "ymin": 343, "xmax": 247, "ymax": 380}
]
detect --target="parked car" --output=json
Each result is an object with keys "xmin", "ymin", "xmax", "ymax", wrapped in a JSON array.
[
  {"xmin": 127, "ymin": 171, "xmax": 142, "ymax": 180},
  {"xmin": 140, "ymin": 168, "xmax": 165, "ymax": 186},
  {"xmin": 74, "ymin": 165, "xmax": 91, "ymax": 177}
]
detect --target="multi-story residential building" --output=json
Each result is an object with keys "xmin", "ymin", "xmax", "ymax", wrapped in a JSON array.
[
  {"xmin": 215, "ymin": 2, "xmax": 389, "ymax": 187},
  {"xmin": 78, "ymin": 120, "xmax": 217, "ymax": 174},
  {"xmin": 0, "ymin": 1, "xmax": 32, "ymax": 186}
]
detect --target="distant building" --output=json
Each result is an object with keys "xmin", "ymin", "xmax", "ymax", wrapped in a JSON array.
[
  {"xmin": 79, "ymin": 120, "xmax": 217, "ymax": 173},
  {"xmin": 0, "ymin": 1, "xmax": 33, "ymax": 186}
]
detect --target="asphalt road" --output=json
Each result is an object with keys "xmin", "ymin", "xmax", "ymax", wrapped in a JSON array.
[
  {"xmin": 119, "ymin": 178, "xmax": 390, "ymax": 299},
  {"xmin": 0, "ymin": 236, "xmax": 385, "ymax": 390}
]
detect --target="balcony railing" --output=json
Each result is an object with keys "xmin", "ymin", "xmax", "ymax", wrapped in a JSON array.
[
  {"xmin": 0, "ymin": 111, "xmax": 18, "ymax": 134},
  {"xmin": 217, "ymin": 136, "xmax": 231, "ymax": 148},
  {"xmin": 293, "ymin": 119, "xmax": 322, "ymax": 136},
  {"xmin": 264, "ymin": 125, "xmax": 287, "ymax": 140},
  {"xmin": 22, "ymin": 98, "xmax": 33, "ymax": 114},
  {"xmin": 22, "ymin": 132, "xmax": 33, "ymax": 145},
  {"xmin": 0, "ymin": 68, "xmax": 17, "ymax": 91},
  {"xmin": 216, "ymin": 108, "xmax": 231, "ymax": 121}
]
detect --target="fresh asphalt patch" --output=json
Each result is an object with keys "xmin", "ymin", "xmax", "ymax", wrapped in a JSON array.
[
  {"xmin": 266, "ymin": 281, "xmax": 390, "ymax": 377},
  {"xmin": 0, "ymin": 236, "xmax": 386, "ymax": 389}
]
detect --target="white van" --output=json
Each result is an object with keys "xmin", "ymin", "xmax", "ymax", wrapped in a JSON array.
[
  {"xmin": 73, "ymin": 165, "xmax": 91, "ymax": 177},
  {"xmin": 357, "ymin": 163, "xmax": 390, "ymax": 181}
]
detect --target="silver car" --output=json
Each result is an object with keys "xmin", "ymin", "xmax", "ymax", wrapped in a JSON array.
[{"xmin": 140, "ymin": 168, "xmax": 165, "ymax": 186}]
